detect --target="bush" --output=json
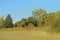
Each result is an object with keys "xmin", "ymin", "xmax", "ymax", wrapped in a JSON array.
[{"xmin": 50, "ymin": 11, "xmax": 60, "ymax": 33}]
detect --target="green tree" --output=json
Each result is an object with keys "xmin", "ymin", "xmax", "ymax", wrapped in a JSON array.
[
  {"xmin": 27, "ymin": 17, "xmax": 38, "ymax": 27},
  {"xmin": 32, "ymin": 8, "xmax": 47, "ymax": 26},
  {"xmin": 20, "ymin": 18, "xmax": 27, "ymax": 27},
  {"xmin": 3, "ymin": 14, "xmax": 13, "ymax": 28}
]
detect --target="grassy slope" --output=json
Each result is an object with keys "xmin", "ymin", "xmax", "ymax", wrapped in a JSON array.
[{"xmin": 0, "ymin": 28, "xmax": 60, "ymax": 40}]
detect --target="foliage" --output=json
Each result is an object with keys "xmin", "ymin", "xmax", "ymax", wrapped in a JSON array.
[
  {"xmin": 32, "ymin": 8, "xmax": 47, "ymax": 27},
  {"xmin": 3, "ymin": 14, "xmax": 13, "ymax": 28},
  {"xmin": 0, "ymin": 16, "xmax": 4, "ymax": 28},
  {"xmin": 15, "ymin": 17, "xmax": 38, "ymax": 27},
  {"xmin": 15, "ymin": 18, "xmax": 27, "ymax": 27},
  {"xmin": 27, "ymin": 17, "xmax": 38, "ymax": 27},
  {"xmin": 50, "ymin": 11, "xmax": 60, "ymax": 32},
  {"xmin": 1, "ymin": 8, "xmax": 60, "ymax": 33},
  {"xmin": 45, "ymin": 12, "xmax": 56, "ymax": 26}
]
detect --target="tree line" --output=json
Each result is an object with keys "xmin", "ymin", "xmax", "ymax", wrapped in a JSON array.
[{"xmin": 0, "ymin": 8, "xmax": 60, "ymax": 32}]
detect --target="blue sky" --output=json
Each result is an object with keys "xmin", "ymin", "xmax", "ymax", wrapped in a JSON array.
[{"xmin": 0, "ymin": 0, "xmax": 60, "ymax": 22}]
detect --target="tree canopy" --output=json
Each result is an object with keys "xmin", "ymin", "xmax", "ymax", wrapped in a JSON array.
[{"xmin": 3, "ymin": 14, "xmax": 13, "ymax": 28}]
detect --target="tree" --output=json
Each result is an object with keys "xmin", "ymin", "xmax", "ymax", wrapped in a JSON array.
[
  {"xmin": 3, "ymin": 14, "xmax": 13, "ymax": 28},
  {"xmin": 15, "ymin": 17, "xmax": 38, "ymax": 28},
  {"xmin": 32, "ymin": 8, "xmax": 47, "ymax": 26},
  {"xmin": 15, "ymin": 18, "xmax": 27, "ymax": 27},
  {"xmin": 0, "ymin": 16, "xmax": 4, "ymax": 28},
  {"xmin": 27, "ymin": 17, "xmax": 38, "ymax": 27},
  {"xmin": 50, "ymin": 11, "xmax": 60, "ymax": 32},
  {"xmin": 20, "ymin": 18, "xmax": 27, "ymax": 27},
  {"xmin": 45, "ymin": 12, "xmax": 56, "ymax": 26}
]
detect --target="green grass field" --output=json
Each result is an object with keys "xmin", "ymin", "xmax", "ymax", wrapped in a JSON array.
[{"xmin": 0, "ymin": 28, "xmax": 60, "ymax": 40}]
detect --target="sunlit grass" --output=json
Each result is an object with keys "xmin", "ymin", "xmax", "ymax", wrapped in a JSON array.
[{"xmin": 0, "ymin": 27, "xmax": 60, "ymax": 40}]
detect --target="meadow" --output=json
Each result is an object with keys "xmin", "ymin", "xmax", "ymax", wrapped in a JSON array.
[
  {"xmin": 0, "ymin": 0, "xmax": 60, "ymax": 40},
  {"xmin": 0, "ymin": 28, "xmax": 60, "ymax": 40}
]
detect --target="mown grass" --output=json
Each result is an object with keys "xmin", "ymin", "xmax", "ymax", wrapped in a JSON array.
[{"xmin": 0, "ymin": 27, "xmax": 60, "ymax": 40}]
